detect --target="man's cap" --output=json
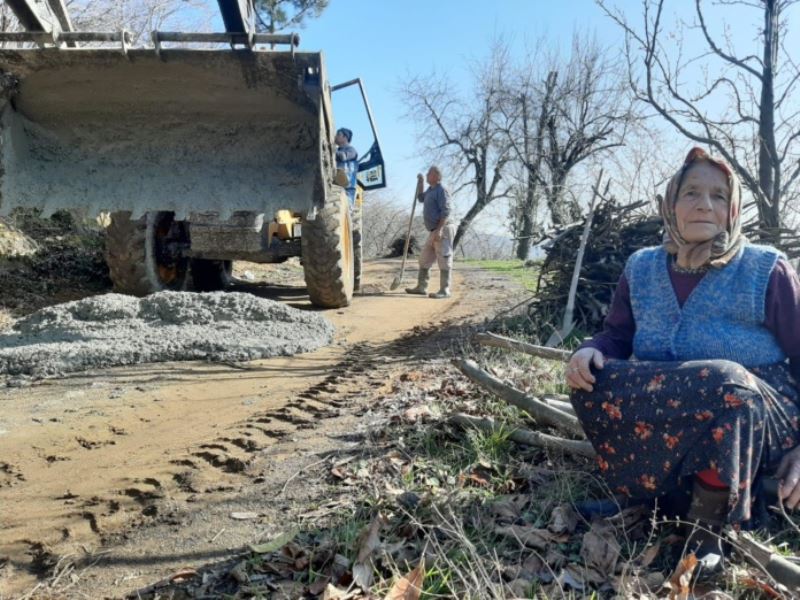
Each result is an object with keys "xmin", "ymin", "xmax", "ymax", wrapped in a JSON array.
[{"xmin": 337, "ymin": 128, "xmax": 353, "ymax": 142}]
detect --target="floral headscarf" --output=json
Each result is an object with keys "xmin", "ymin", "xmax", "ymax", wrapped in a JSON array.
[{"xmin": 660, "ymin": 147, "xmax": 745, "ymax": 269}]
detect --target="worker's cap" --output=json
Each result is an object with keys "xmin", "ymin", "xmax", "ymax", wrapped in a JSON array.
[{"xmin": 336, "ymin": 128, "xmax": 353, "ymax": 142}]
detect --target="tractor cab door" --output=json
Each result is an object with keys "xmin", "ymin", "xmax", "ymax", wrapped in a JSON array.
[{"xmin": 331, "ymin": 78, "xmax": 386, "ymax": 191}]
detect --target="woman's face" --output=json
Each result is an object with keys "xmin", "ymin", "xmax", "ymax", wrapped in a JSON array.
[{"xmin": 674, "ymin": 161, "xmax": 730, "ymax": 243}]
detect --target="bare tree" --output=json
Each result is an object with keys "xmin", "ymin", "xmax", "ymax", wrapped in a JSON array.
[
  {"xmin": 66, "ymin": 0, "xmax": 210, "ymax": 44},
  {"xmin": 402, "ymin": 42, "xmax": 515, "ymax": 250},
  {"xmin": 0, "ymin": 5, "xmax": 21, "ymax": 35},
  {"xmin": 505, "ymin": 67, "xmax": 556, "ymax": 259},
  {"xmin": 501, "ymin": 34, "xmax": 635, "ymax": 258},
  {"xmin": 541, "ymin": 37, "xmax": 634, "ymax": 225},
  {"xmin": 599, "ymin": 0, "xmax": 800, "ymax": 238},
  {"xmin": 362, "ymin": 194, "xmax": 425, "ymax": 258}
]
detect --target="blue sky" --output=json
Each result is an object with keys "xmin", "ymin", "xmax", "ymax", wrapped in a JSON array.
[
  {"xmin": 299, "ymin": 0, "xmax": 616, "ymax": 209},
  {"xmin": 189, "ymin": 0, "xmax": 622, "ymax": 224}
]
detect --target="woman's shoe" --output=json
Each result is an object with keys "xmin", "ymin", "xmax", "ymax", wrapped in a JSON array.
[{"xmin": 685, "ymin": 478, "xmax": 730, "ymax": 576}]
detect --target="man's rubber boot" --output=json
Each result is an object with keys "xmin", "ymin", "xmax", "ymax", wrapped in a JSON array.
[
  {"xmin": 429, "ymin": 269, "xmax": 451, "ymax": 299},
  {"xmin": 686, "ymin": 478, "xmax": 729, "ymax": 575},
  {"xmin": 405, "ymin": 268, "xmax": 430, "ymax": 295}
]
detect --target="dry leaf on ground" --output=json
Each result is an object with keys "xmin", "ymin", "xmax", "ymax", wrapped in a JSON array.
[
  {"xmin": 384, "ymin": 563, "xmax": 424, "ymax": 600},
  {"xmin": 665, "ymin": 553, "xmax": 698, "ymax": 600},
  {"xmin": 249, "ymin": 530, "xmax": 298, "ymax": 554},
  {"xmin": 639, "ymin": 540, "xmax": 661, "ymax": 568},
  {"xmin": 323, "ymin": 583, "xmax": 355, "ymax": 599},
  {"xmin": 402, "ymin": 405, "xmax": 433, "ymax": 423},
  {"xmin": 308, "ymin": 577, "xmax": 331, "ymax": 595},
  {"xmin": 581, "ymin": 525, "xmax": 621, "ymax": 575},
  {"xmin": 548, "ymin": 505, "xmax": 578, "ymax": 534},
  {"xmin": 353, "ymin": 515, "xmax": 383, "ymax": 589},
  {"xmin": 557, "ymin": 564, "xmax": 587, "ymax": 591},
  {"xmin": 489, "ymin": 495, "xmax": 527, "ymax": 522},
  {"xmin": 495, "ymin": 524, "xmax": 564, "ymax": 550}
]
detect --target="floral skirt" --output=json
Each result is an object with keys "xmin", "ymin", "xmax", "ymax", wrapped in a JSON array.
[{"xmin": 570, "ymin": 359, "xmax": 800, "ymax": 523}]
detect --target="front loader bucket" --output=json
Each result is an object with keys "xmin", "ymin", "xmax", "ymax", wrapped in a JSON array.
[{"xmin": 0, "ymin": 49, "xmax": 328, "ymax": 219}]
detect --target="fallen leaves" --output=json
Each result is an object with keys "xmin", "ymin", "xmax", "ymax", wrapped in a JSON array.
[
  {"xmin": 548, "ymin": 504, "xmax": 579, "ymax": 535},
  {"xmin": 639, "ymin": 540, "xmax": 661, "ymax": 568},
  {"xmin": 576, "ymin": 523, "xmax": 621, "ymax": 586},
  {"xmin": 384, "ymin": 563, "xmax": 424, "ymax": 600},
  {"xmin": 249, "ymin": 530, "xmax": 298, "ymax": 554},
  {"xmin": 495, "ymin": 524, "xmax": 567, "ymax": 550},
  {"xmin": 353, "ymin": 515, "xmax": 384, "ymax": 589},
  {"xmin": 665, "ymin": 553, "xmax": 698, "ymax": 600},
  {"xmin": 401, "ymin": 405, "xmax": 433, "ymax": 423}
]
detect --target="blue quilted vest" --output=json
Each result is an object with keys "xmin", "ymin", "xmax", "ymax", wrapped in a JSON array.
[{"xmin": 624, "ymin": 244, "xmax": 786, "ymax": 366}]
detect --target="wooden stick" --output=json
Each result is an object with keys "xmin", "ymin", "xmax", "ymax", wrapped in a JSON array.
[
  {"xmin": 454, "ymin": 359, "xmax": 585, "ymax": 438},
  {"xmin": 547, "ymin": 171, "xmax": 606, "ymax": 347},
  {"xmin": 473, "ymin": 332, "xmax": 571, "ymax": 362},
  {"xmin": 451, "ymin": 413, "xmax": 595, "ymax": 458}
]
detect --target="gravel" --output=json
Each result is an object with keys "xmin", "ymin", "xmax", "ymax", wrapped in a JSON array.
[{"xmin": 0, "ymin": 291, "xmax": 335, "ymax": 378}]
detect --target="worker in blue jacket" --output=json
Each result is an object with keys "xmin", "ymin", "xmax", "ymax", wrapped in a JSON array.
[{"xmin": 335, "ymin": 128, "xmax": 358, "ymax": 206}]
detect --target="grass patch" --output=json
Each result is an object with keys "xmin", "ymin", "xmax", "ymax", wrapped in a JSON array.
[{"xmin": 465, "ymin": 259, "xmax": 540, "ymax": 292}]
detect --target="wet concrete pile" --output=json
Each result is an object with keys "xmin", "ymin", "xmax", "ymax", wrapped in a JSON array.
[{"xmin": 0, "ymin": 292, "xmax": 335, "ymax": 378}]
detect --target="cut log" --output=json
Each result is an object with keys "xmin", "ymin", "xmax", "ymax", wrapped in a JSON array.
[
  {"xmin": 453, "ymin": 358, "xmax": 585, "ymax": 438},
  {"xmin": 542, "ymin": 397, "xmax": 575, "ymax": 416},
  {"xmin": 451, "ymin": 413, "xmax": 596, "ymax": 459},
  {"xmin": 727, "ymin": 530, "xmax": 800, "ymax": 592},
  {"xmin": 473, "ymin": 332, "xmax": 571, "ymax": 362}
]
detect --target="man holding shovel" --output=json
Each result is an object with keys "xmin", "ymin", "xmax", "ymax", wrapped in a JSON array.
[{"xmin": 405, "ymin": 166, "xmax": 455, "ymax": 299}]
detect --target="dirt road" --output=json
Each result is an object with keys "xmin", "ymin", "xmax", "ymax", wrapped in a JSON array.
[{"xmin": 0, "ymin": 260, "xmax": 523, "ymax": 598}]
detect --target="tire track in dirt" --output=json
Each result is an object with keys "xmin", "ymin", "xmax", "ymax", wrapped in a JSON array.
[
  {"xmin": 0, "ymin": 263, "xmax": 521, "ymax": 597},
  {"xmin": 37, "ymin": 343, "xmax": 383, "ymax": 563}
]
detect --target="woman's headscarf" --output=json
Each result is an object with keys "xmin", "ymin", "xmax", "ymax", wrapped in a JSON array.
[{"xmin": 660, "ymin": 147, "xmax": 745, "ymax": 269}]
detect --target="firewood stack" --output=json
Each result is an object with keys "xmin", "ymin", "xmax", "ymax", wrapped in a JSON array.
[
  {"xmin": 742, "ymin": 223, "xmax": 800, "ymax": 260},
  {"xmin": 526, "ymin": 198, "xmax": 661, "ymax": 340}
]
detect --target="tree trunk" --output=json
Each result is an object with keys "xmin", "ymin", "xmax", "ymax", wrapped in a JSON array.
[
  {"xmin": 453, "ymin": 193, "xmax": 487, "ymax": 250},
  {"xmin": 758, "ymin": 0, "xmax": 781, "ymax": 238},
  {"xmin": 546, "ymin": 169, "xmax": 570, "ymax": 226},
  {"xmin": 515, "ymin": 182, "xmax": 537, "ymax": 260},
  {"xmin": 516, "ymin": 95, "xmax": 536, "ymax": 259}
]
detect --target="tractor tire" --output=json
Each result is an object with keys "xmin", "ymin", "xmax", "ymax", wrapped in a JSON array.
[
  {"xmin": 301, "ymin": 188, "xmax": 354, "ymax": 308},
  {"xmin": 352, "ymin": 203, "xmax": 363, "ymax": 292},
  {"xmin": 191, "ymin": 259, "xmax": 233, "ymax": 292},
  {"xmin": 105, "ymin": 211, "xmax": 190, "ymax": 296}
]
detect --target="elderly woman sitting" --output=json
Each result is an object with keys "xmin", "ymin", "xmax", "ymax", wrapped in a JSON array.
[{"xmin": 567, "ymin": 147, "xmax": 800, "ymax": 569}]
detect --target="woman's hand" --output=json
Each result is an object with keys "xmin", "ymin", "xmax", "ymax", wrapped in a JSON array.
[
  {"xmin": 566, "ymin": 347, "xmax": 604, "ymax": 392},
  {"xmin": 776, "ymin": 445, "xmax": 800, "ymax": 509}
]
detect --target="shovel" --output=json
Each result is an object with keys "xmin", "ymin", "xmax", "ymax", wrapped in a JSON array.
[{"xmin": 389, "ymin": 179, "xmax": 423, "ymax": 290}]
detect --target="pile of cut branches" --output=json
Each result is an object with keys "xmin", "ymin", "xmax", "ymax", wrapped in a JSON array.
[
  {"xmin": 743, "ymin": 222, "xmax": 800, "ymax": 259},
  {"xmin": 526, "ymin": 199, "xmax": 660, "ymax": 341}
]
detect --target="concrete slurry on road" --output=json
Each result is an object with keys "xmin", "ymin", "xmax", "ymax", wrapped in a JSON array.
[{"xmin": 0, "ymin": 291, "xmax": 335, "ymax": 378}]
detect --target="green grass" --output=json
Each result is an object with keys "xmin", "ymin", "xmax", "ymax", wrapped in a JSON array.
[{"xmin": 464, "ymin": 259, "xmax": 540, "ymax": 292}]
